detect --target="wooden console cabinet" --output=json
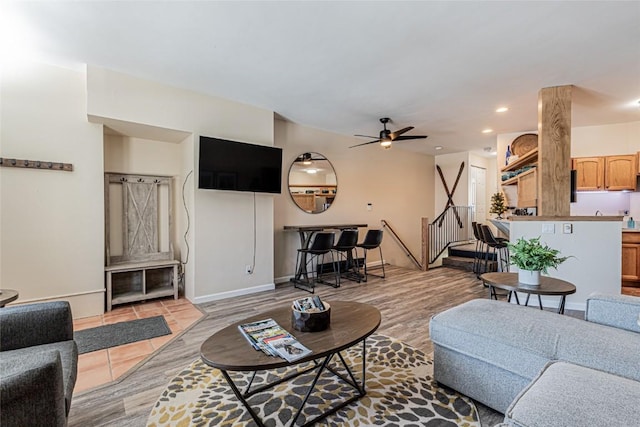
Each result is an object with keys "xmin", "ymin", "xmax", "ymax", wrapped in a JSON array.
[
  {"xmin": 105, "ymin": 260, "xmax": 179, "ymax": 311},
  {"xmin": 104, "ymin": 173, "xmax": 179, "ymax": 311}
]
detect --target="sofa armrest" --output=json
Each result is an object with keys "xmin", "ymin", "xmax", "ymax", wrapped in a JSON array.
[
  {"xmin": 0, "ymin": 302, "xmax": 74, "ymax": 351},
  {"xmin": 0, "ymin": 350, "xmax": 67, "ymax": 427},
  {"xmin": 585, "ymin": 293, "xmax": 640, "ymax": 334}
]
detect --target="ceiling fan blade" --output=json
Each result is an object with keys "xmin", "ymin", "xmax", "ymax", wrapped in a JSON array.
[
  {"xmin": 354, "ymin": 134, "xmax": 378, "ymax": 139},
  {"xmin": 349, "ymin": 139, "xmax": 381, "ymax": 148},
  {"xmin": 390, "ymin": 126, "xmax": 414, "ymax": 140},
  {"xmin": 392, "ymin": 135, "xmax": 428, "ymax": 141}
]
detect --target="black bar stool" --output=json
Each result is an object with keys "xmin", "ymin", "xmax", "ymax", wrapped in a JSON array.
[
  {"xmin": 480, "ymin": 225, "xmax": 510, "ymax": 273},
  {"xmin": 356, "ymin": 229, "xmax": 385, "ymax": 282},
  {"xmin": 332, "ymin": 229, "xmax": 360, "ymax": 283},
  {"xmin": 471, "ymin": 222, "xmax": 487, "ymax": 277},
  {"xmin": 294, "ymin": 232, "xmax": 339, "ymax": 292}
]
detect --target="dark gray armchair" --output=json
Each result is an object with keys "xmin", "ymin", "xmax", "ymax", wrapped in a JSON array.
[{"xmin": 0, "ymin": 301, "xmax": 78, "ymax": 427}]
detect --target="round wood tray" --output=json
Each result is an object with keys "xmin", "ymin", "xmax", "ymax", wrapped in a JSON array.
[{"xmin": 511, "ymin": 133, "xmax": 538, "ymax": 156}]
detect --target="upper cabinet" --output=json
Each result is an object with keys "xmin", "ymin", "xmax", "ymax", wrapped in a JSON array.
[
  {"xmin": 605, "ymin": 155, "xmax": 637, "ymax": 190},
  {"xmin": 573, "ymin": 154, "xmax": 637, "ymax": 191},
  {"xmin": 572, "ymin": 157, "xmax": 604, "ymax": 190}
]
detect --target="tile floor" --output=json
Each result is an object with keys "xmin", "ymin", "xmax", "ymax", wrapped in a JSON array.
[{"xmin": 73, "ymin": 297, "xmax": 204, "ymax": 393}]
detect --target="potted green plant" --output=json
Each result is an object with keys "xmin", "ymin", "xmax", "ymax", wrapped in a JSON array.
[
  {"xmin": 489, "ymin": 192, "xmax": 507, "ymax": 219},
  {"xmin": 508, "ymin": 236, "xmax": 571, "ymax": 285}
]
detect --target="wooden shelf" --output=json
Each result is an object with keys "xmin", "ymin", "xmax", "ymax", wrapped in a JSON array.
[
  {"xmin": 112, "ymin": 287, "xmax": 175, "ymax": 305},
  {"xmin": 502, "ymin": 148, "xmax": 538, "ymax": 173},
  {"xmin": 106, "ymin": 262, "xmax": 178, "ymax": 311},
  {"xmin": 501, "ymin": 168, "xmax": 536, "ymax": 186}
]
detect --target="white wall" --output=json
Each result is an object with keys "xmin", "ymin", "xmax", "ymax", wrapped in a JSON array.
[
  {"xmin": 274, "ymin": 120, "xmax": 435, "ymax": 281},
  {"xmin": 510, "ymin": 220, "xmax": 622, "ymax": 311},
  {"xmin": 86, "ymin": 66, "xmax": 276, "ymax": 304},
  {"xmin": 0, "ymin": 61, "xmax": 104, "ymax": 317}
]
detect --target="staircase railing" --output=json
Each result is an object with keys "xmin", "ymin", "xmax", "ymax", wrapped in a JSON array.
[
  {"xmin": 426, "ymin": 206, "xmax": 474, "ymax": 265},
  {"xmin": 380, "ymin": 219, "xmax": 423, "ymax": 270}
]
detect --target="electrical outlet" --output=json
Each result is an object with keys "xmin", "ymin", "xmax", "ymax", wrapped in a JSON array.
[
  {"xmin": 245, "ymin": 265, "xmax": 253, "ymax": 274},
  {"xmin": 542, "ymin": 224, "xmax": 555, "ymax": 234},
  {"xmin": 367, "ymin": 203, "xmax": 373, "ymax": 211},
  {"xmin": 562, "ymin": 223, "xmax": 573, "ymax": 234}
]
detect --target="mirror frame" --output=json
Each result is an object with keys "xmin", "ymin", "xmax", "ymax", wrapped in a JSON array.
[{"xmin": 288, "ymin": 152, "xmax": 337, "ymax": 214}]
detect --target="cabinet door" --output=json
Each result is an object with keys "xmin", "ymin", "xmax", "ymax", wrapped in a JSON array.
[
  {"xmin": 622, "ymin": 243, "xmax": 640, "ymax": 282},
  {"xmin": 572, "ymin": 157, "xmax": 604, "ymax": 191},
  {"xmin": 605, "ymin": 155, "xmax": 637, "ymax": 191},
  {"xmin": 517, "ymin": 169, "xmax": 537, "ymax": 208}
]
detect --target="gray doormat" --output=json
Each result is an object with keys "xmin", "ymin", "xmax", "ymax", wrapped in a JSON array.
[{"xmin": 75, "ymin": 315, "xmax": 171, "ymax": 354}]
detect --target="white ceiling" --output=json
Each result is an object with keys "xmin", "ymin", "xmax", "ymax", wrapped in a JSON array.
[{"xmin": 5, "ymin": 1, "xmax": 640, "ymax": 155}]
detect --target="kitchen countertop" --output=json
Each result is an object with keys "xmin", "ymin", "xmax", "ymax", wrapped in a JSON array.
[
  {"xmin": 623, "ymin": 228, "xmax": 640, "ymax": 233},
  {"xmin": 508, "ymin": 216, "xmax": 623, "ymax": 221}
]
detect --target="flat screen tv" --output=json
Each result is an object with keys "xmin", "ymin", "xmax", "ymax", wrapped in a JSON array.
[{"xmin": 198, "ymin": 136, "xmax": 282, "ymax": 194}]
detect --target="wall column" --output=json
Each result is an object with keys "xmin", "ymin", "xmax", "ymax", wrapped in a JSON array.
[{"xmin": 537, "ymin": 85, "xmax": 572, "ymax": 216}]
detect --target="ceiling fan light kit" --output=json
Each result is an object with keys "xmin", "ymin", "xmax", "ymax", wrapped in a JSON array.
[{"xmin": 350, "ymin": 117, "xmax": 427, "ymax": 149}]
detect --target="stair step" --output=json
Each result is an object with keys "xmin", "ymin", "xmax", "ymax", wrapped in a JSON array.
[
  {"xmin": 443, "ymin": 255, "xmax": 497, "ymax": 273},
  {"xmin": 448, "ymin": 242, "xmax": 497, "ymax": 261},
  {"xmin": 442, "ymin": 256, "xmax": 475, "ymax": 272}
]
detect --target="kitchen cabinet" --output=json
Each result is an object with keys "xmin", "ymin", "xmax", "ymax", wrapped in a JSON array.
[
  {"xmin": 572, "ymin": 154, "xmax": 637, "ymax": 191},
  {"xmin": 501, "ymin": 148, "xmax": 537, "ymax": 208},
  {"xmin": 622, "ymin": 232, "xmax": 640, "ymax": 295},
  {"xmin": 637, "ymin": 151, "xmax": 640, "ymax": 175},
  {"xmin": 572, "ymin": 157, "xmax": 604, "ymax": 190},
  {"xmin": 605, "ymin": 155, "xmax": 637, "ymax": 190}
]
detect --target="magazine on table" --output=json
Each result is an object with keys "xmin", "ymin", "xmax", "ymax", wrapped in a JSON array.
[
  {"xmin": 238, "ymin": 317, "xmax": 312, "ymax": 361},
  {"xmin": 238, "ymin": 318, "xmax": 285, "ymax": 356},
  {"xmin": 266, "ymin": 335, "xmax": 313, "ymax": 362},
  {"xmin": 292, "ymin": 295, "xmax": 325, "ymax": 312}
]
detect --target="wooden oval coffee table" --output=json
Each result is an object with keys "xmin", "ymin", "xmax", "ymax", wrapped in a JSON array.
[
  {"xmin": 0, "ymin": 289, "xmax": 19, "ymax": 307},
  {"xmin": 480, "ymin": 272, "xmax": 576, "ymax": 314},
  {"xmin": 200, "ymin": 300, "xmax": 381, "ymax": 427}
]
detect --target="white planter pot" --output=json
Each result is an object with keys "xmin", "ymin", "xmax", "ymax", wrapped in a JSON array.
[{"xmin": 518, "ymin": 269, "xmax": 541, "ymax": 286}]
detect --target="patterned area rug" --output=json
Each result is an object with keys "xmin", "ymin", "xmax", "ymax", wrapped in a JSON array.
[{"xmin": 147, "ymin": 334, "xmax": 479, "ymax": 426}]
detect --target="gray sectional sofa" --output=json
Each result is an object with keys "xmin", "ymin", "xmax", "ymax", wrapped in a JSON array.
[
  {"xmin": 0, "ymin": 301, "xmax": 78, "ymax": 427},
  {"xmin": 430, "ymin": 293, "xmax": 640, "ymax": 426}
]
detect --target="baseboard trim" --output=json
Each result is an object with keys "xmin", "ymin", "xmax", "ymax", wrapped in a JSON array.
[
  {"xmin": 192, "ymin": 283, "xmax": 275, "ymax": 304},
  {"xmin": 274, "ymin": 261, "xmax": 386, "ymax": 286}
]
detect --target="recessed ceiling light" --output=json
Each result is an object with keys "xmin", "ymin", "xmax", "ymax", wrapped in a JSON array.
[
  {"xmin": 495, "ymin": 107, "xmax": 509, "ymax": 113},
  {"xmin": 482, "ymin": 129, "xmax": 493, "ymax": 134},
  {"xmin": 435, "ymin": 146, "xmax": 443, "ymax": 150}
]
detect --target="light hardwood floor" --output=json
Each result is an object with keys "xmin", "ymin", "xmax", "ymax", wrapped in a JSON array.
[{"xmin": 69, "ymin": 266, "xmax": 511, "ymax": 427}]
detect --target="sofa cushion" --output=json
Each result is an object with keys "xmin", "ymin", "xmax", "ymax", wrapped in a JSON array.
[
  {"xmin": 0, "ymin": 350, "xmax": 66, "ymax": 427},
  {"xmin": 430, "ymin": 299, "xmax": 563, "ymax": 380},
  {"xmin": 585, "ymin": 293, "xmax": 640, "ymax": 334},
  {"xmin": 505, "ymin": 361, "xmax": 640, "ymax": 427},
  {"xmin": 2, "ymin": 340, "xmax": 78, "ymax": 414},
  {"xmin": 430, "ymin": 299, "xmax": 640, "ymax": 382}
]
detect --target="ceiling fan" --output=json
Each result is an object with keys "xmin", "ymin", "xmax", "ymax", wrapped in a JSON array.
[{"xmin": 350, "ymin": 117, "xmax": 428, "ymax": 149}]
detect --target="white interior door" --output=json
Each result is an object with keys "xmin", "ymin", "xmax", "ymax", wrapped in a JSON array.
[{"xmin": 470, "ymin": 166, "xmax": 487, "ymax": 222}]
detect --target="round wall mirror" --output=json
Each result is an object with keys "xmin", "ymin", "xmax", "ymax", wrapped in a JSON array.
[{"xmin": 288, "ymin": 152, "xmax": 337, "ymax": 214}]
